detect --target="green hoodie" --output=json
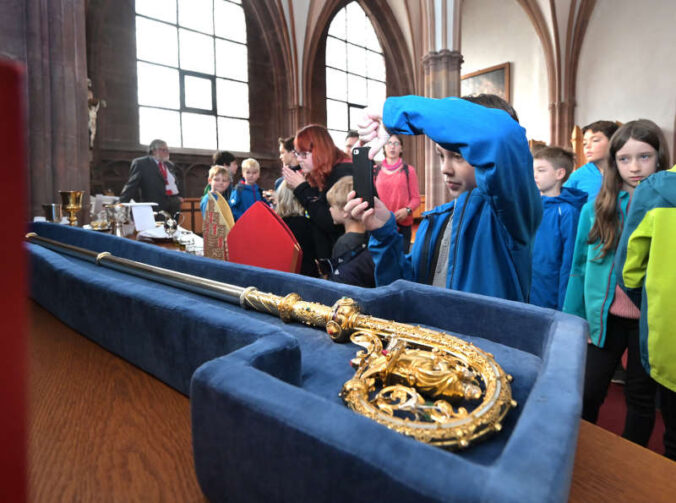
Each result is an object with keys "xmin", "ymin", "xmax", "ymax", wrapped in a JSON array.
[
  {"xmin": 563, "ymin": 191, "xmax": 630, "ymax": 347},
  {"xmin": 616, "ymin": 166, "xmax": 676, "ymax": 392}
]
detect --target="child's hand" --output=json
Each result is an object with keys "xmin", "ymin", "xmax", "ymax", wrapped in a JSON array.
[
  {"xmin": 282, "ymin": 165, "xmax": 306, "ymax": 190},
  {"xmin": 262, "ymin": 190, "xmax": 276, "ymax": 205},
  {"xmin": 358, "ymin": 102, "xmax": 389, "ymax": 160},
  {"xmin": 344, "ymin": 191, "xmax": 391, "ymax": 231}
]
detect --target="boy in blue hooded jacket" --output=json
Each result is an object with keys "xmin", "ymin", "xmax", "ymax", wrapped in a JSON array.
[
  {"xmin": 346, "ymin": 94, "xmax": 542, "ymax": 303},
  {"xmin": 531, "ymin": 147, "xmax": 587, "ymax": 309}
]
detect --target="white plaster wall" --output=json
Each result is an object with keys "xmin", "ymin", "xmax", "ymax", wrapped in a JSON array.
[
  {"xmin": 576, "ymin": 0, "xmax": 676, "ymax": 161},
  {"xmin": 461, "ymin": 0, "xmax": 550, "ymax": 143}
]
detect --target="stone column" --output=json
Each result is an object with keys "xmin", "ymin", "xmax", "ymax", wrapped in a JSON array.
[
  {"xmin": 421, "ymin": 49, "xmax": 463, "ymax": 209},
  {"xmin": 25, "ymin": 0, "xmax": 90, "ymax": 218}
]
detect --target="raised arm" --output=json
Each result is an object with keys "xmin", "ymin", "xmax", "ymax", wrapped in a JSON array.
[{"xmin": 383, "ymin": 96, "xmax": 542, "ymax": 246}]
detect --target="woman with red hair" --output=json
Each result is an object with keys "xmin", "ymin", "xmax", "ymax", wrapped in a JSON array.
[{"xmin": 282, "ymin": 124, "xmax": 353, "ymax": 259}]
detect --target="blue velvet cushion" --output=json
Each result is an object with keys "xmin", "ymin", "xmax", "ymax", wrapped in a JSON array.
[
  {"xmin": 27, "ymin": 222, "xmax": 587, "ymax": 502},
  {"xmin": 191, "ymin": 297, "xmax": 586, "ymax": 502}
]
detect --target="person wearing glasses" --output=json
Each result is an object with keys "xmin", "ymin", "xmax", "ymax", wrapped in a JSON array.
[
  {"xmin": 281, "ymin": 124, "xmax": 353, "ymax": 260},
  {"xmin": 120, "ymin": 138, "xmax": 183, "ymax": 214},
  {"xmin": 375, "ymin": 134, "xmax": 421, "ymax": 252}
]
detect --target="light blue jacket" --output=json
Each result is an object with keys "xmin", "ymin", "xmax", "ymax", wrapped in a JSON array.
[
  {"xmin": 564, "ymin": 162, "xmax": 602, "ymax": 201},
  {"xmin": 369, "ymin": 96, "xmax": 542, "ymax": 302}
]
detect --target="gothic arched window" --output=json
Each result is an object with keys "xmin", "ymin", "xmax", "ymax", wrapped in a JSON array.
[
  {"xmin": 325, "ymin": 2, "xmax": 386, "ymax": 148},
  {"xmin": 135, "ymin": 0, "xmax": 249, "ymax": 152}
]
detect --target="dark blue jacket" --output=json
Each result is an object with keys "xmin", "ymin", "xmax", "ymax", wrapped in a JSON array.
[
  {"xmin": 530, "ymin": 187, "xmax": 587, "ymax": 309},
  {"xmin": 369, "ymin": 96, "xmax": 542, "ymax": 302},
  {"xmin": 229, "ymin": 182, "xmax": 264, "ymax": 220}
]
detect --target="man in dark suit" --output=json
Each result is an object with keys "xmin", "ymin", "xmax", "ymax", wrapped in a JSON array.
[{"xmin": 119, "ymin": 139, "xmax": 183, "ymax": 214}]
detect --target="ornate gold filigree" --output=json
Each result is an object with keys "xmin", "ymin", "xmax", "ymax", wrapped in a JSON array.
[{"xmin": 239, "ymin": 288, "xmax": 515, "ymax": 449}]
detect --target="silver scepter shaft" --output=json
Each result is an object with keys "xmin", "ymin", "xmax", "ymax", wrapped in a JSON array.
[{"xmin": 26, "ymin": 233, "xmax": 245, "ymax": 305}]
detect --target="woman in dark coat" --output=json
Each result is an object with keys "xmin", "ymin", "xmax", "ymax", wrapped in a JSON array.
[{"xmin": 282, "ymin": 124, "xmax": 353, "ymax": 259}]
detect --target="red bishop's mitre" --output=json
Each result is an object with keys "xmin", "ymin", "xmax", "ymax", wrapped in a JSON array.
[{"xmin": 227, "ymin": 202, "xmax": 302, "ymax": 274}]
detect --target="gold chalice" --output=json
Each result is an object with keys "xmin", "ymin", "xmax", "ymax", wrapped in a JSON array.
[{"xmin": 59, "ymin": 190, "xmax": 84, "ymax": 226}]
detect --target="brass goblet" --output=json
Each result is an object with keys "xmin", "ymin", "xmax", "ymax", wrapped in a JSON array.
[{"xmin": 59, "ymin": 190, "xmax": 84, "ymax": 226}]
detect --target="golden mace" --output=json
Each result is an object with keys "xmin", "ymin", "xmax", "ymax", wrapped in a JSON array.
[{"xmin": 26, "ymin": 232, "xmax": 515, "ymax": 449}]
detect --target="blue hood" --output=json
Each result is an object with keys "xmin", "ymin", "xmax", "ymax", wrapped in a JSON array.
[{"xmin": 543, "ymin": 186, "xmax": 588, "ymax": 210}]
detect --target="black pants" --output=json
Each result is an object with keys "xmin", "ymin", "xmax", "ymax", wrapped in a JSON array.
[
  {"xmin": 584, "ymin": 313, "xmax": 676, "ymax": 460},
  {"xmin": 660, "ymin": 385, "xmax": 676, "ymax": 460},
  {"xmin": 583, "ymin": 314, "xmax": 657, "ymax": 446},
  {"xmin": 397, "ymin": 224, "xmax": 412, "ymax": 254}
]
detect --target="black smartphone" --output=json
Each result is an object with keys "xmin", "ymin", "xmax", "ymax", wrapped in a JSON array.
[
  {"xmin": 352, "ymin": 146, "xmax": 375, "ymax": 208},
  {"xmin": 290, "ymin": 165, "xmax": 301, "ymax": 172}
]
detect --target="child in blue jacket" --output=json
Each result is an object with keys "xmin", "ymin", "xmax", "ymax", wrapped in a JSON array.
[
  {"xmin": 564, "ymin": 120, "xmax": 619, "ymax": 201},
  {"xmin": 346, "ymin": 94, "xmax": 542, "ymax": 302},
  {"xmin": 531, "ymin": 147, "xmax": 587, "ymax": 309},
  {"xmin": 229, "ymin": 157, "xmax": 265, "ymax": 220}
]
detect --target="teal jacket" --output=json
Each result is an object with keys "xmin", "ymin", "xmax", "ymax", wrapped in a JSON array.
[
  {"xmin": 563, "ymin": 192, "xmax": 630, "ymax": 347},
  {"xmin": 615, "ymin": 167, "xmax": 676, "ymax": 391}
]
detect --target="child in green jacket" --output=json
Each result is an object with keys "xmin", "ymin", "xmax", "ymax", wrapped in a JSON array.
[
  {"xmin": 615, "ymin": 163, "xmax": 676, "ymax": 460},
  {"xmin": 563, "ymin": 119, "xmax": 670, "ymax": 448}
]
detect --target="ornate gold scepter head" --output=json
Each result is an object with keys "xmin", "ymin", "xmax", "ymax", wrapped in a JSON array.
[
  {"xmin": 27, "ymin": 233, "xmax": 516, "ymax": 449},
  {"xmin": 240, "ymin": 290, "xmax": 516, "ymax": 449}
]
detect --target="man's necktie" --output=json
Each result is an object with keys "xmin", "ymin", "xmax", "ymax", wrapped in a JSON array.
[{"xmin": 158, "ymin": 162, "xmax": 172, "ymax": 195}]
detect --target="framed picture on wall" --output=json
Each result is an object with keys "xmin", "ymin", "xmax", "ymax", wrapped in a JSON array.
[{"xmin": 461, "ymin": 62, "xmax": 511, "ymax": 103}]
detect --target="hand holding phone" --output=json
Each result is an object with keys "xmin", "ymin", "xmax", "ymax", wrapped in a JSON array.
[{"xmin": 352, "ymin": 146, "xmax": 376, "ymax": 208}]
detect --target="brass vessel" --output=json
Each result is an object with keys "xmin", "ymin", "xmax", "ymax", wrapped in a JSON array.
[{"xmin": 59, "ymin": 191, "xmax": 84, "ymax": 226}]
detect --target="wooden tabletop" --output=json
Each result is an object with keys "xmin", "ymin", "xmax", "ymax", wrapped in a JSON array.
[{"xmin": 28, "ymin": 301, "xmax": 676, "ymax": 502}]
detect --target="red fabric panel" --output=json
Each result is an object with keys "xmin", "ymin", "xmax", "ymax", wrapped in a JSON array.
[
  {"xmin": 227, "ymin": 202, "xmax": 302, "ymax": 274},
  {"xmin": 0, "ymin": 59, "xmax": 27, "ymax": 501}
]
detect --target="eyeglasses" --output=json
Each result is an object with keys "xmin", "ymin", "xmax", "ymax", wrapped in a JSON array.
[
  {"xmin": 386, "ymin": 140, "xmax": 401, "ymax": 146},
  {"xmin": 293, "ymin": 150, "xmax": 311, "ymax": 159}
]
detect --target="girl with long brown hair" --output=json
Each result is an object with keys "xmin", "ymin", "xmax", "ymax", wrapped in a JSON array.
[
  {"xmin": 564, "ymin": 119, "xmax": 670, "ymax": 446},
  {"xmin": 282, "ymin": 124, "xmax": 353, "ymax": 259}
]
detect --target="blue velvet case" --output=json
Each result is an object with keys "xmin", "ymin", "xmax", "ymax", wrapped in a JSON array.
[{"xmin": 27, "ymin": 222, "xmax": 587, "ymax": 503}]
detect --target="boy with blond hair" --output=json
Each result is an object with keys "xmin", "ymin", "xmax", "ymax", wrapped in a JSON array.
[
  {"xmin": 325, "ymin": 176, "xmax": 374, "ymax": 287},
  {"xmin": 200, "ymin": 165, "xmax": 232, "ymax": 217},
  {"xmin": 229, "ymin": 158, "xmax": 265, "ymax": 220},
  {"xmin": 531, "ymin": 146, "xmax": 587, "ymax": 308}
]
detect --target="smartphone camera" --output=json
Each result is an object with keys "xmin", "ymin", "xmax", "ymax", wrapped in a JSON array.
[{"xmin": 351, "ymin": 146, "xmax": 375, "ymax": 208}]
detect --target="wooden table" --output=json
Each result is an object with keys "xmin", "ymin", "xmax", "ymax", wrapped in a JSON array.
[{"xmin": 28, "ymin": 301, "xmax": 676, "ymax": 502}]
